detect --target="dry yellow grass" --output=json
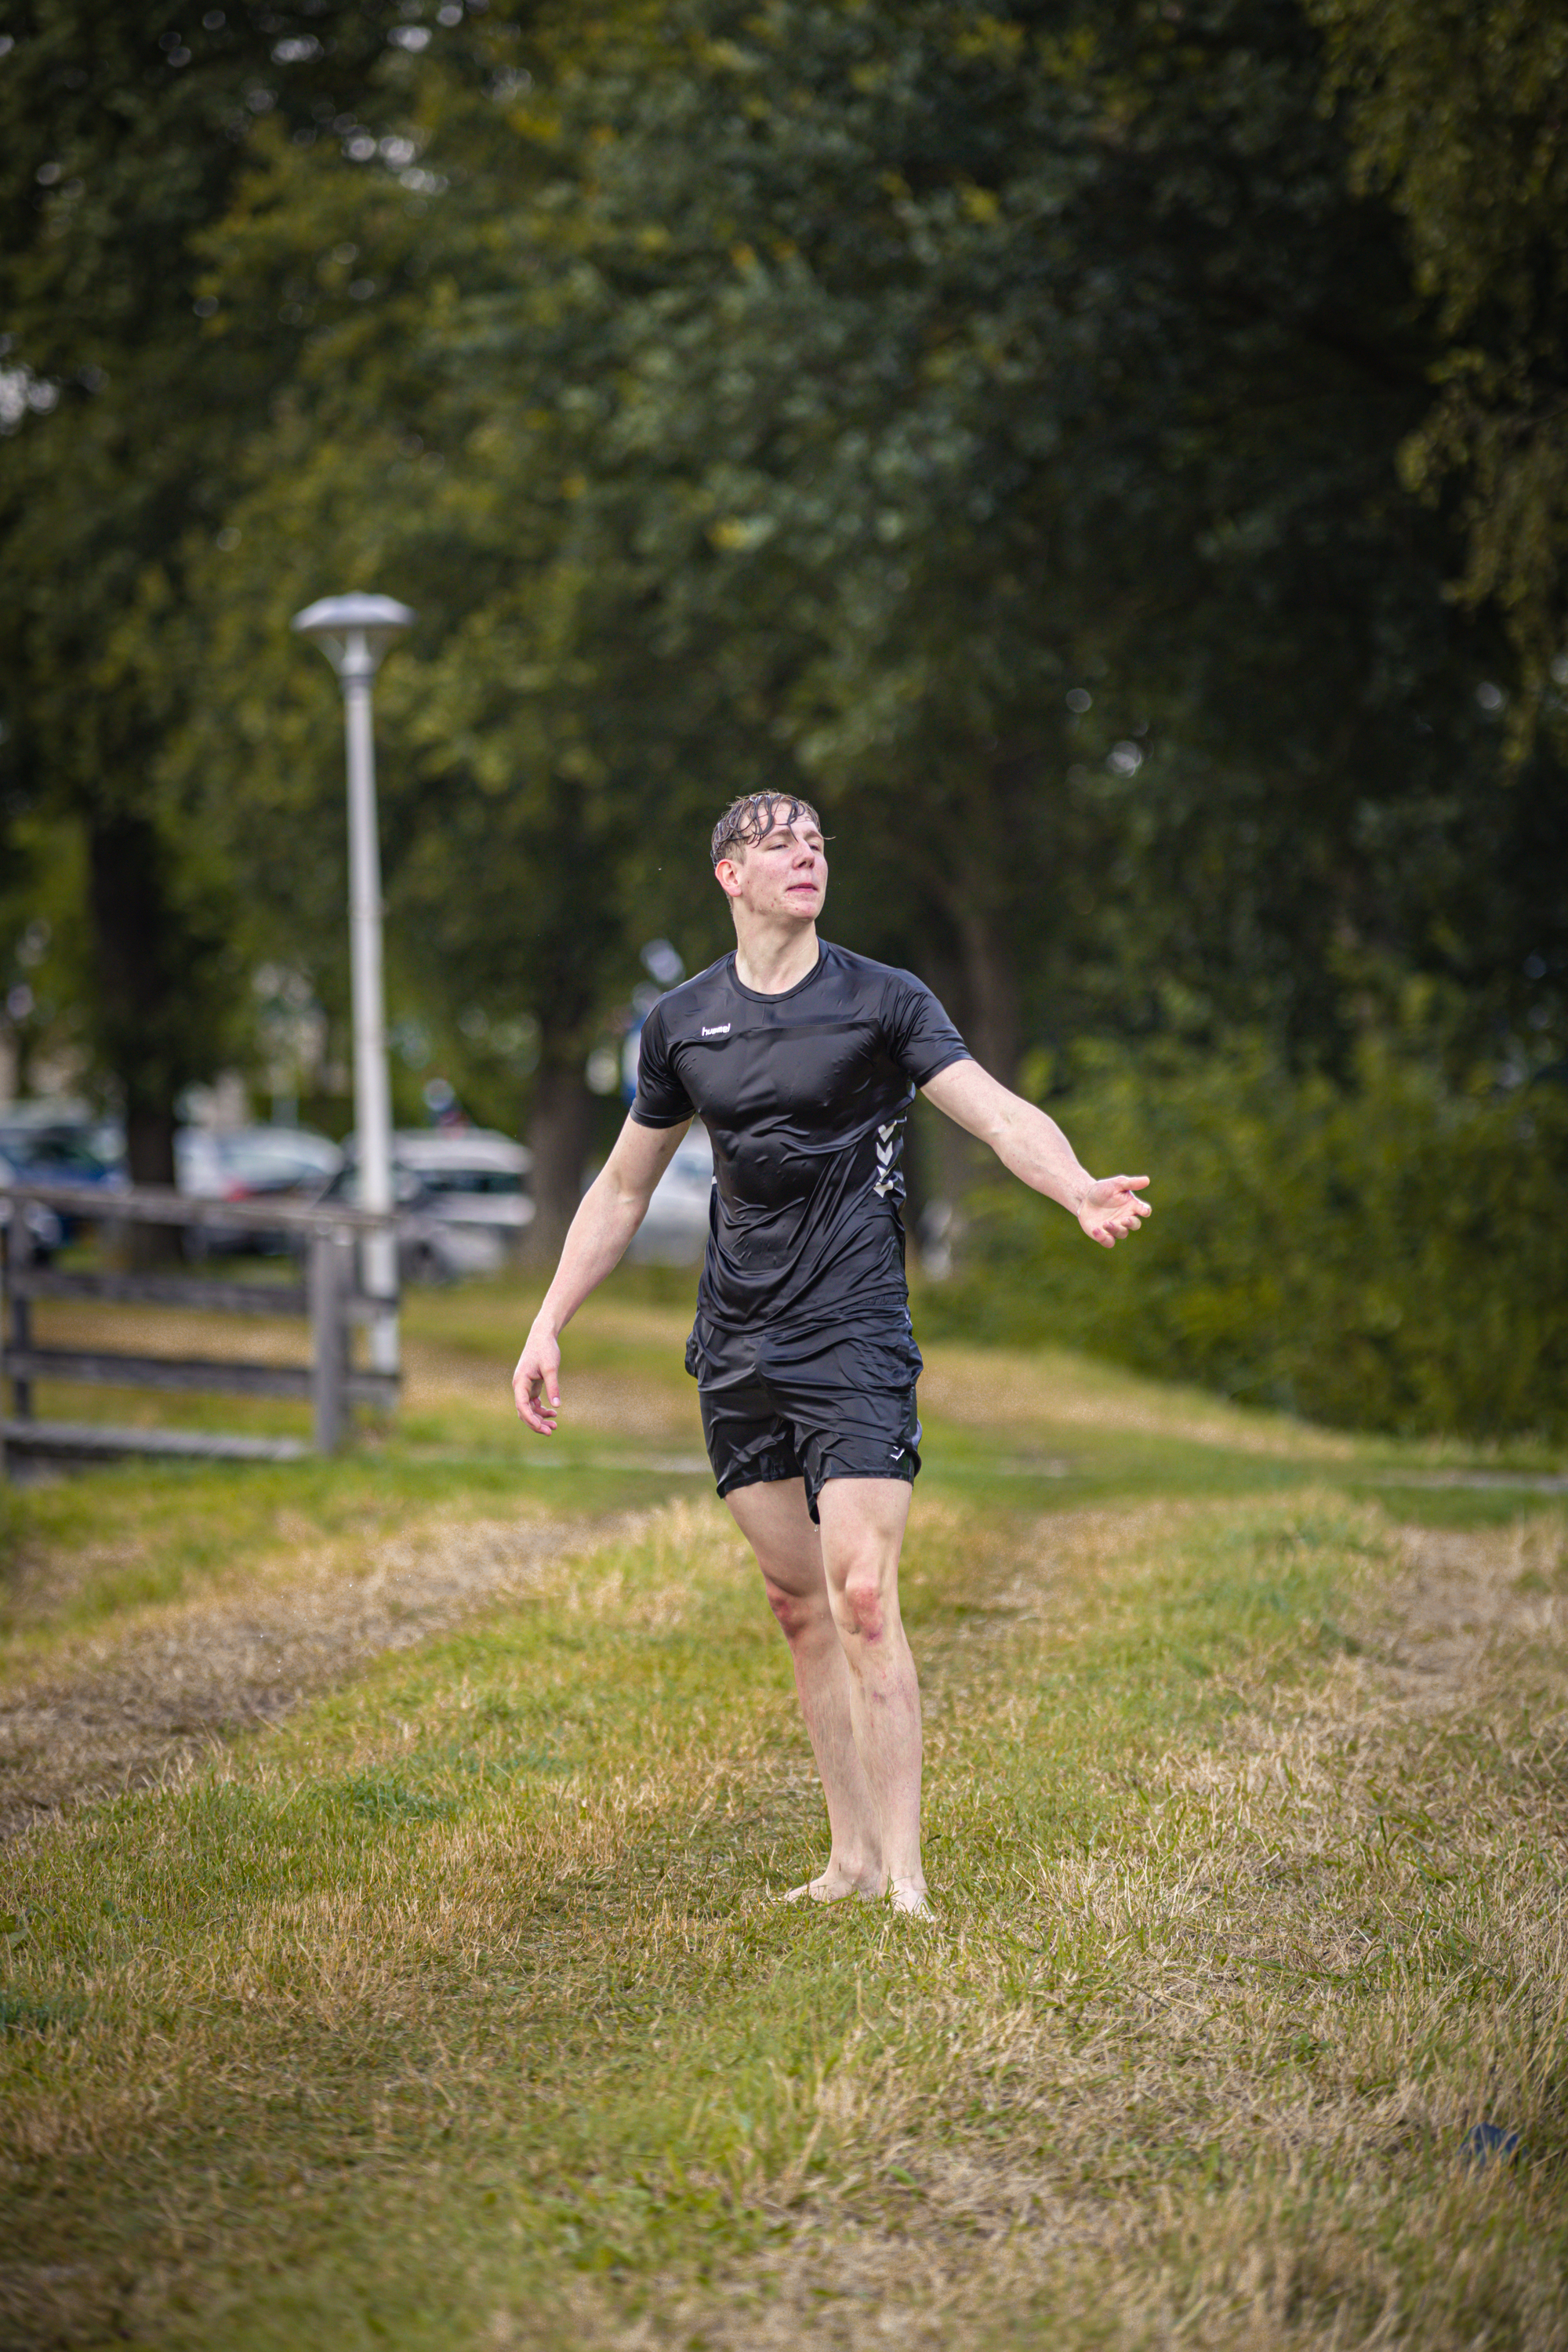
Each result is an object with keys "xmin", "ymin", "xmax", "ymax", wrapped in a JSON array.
[
  {"xmin": 0, "ymin": 1503, "xmax": 628, "ymax": 1835},
  {"xmin": 916, "ymin": 1341, "xmax": 1367, "ymax": 1459}
]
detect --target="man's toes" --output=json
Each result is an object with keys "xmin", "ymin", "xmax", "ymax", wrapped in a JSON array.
[
  {"xmin": 889, "ymin": 1882, "xmax": 934, "ymax": 1919},
  {"xmin": 783, "ymin": 1870, "xmax": 873, "ymax": 1904}
]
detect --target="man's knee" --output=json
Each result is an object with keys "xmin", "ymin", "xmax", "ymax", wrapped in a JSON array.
[
  {"xmin": 763, "ymin": 1574, "xmax": 826, "ymax": 1644},
  {"xmin": 830, "ymin": 1554, "xmax": 893, "ymax": 1645},
  {"xmin": 841, "ymin": 1574, "xmax": 886, "ymax": 1642}
]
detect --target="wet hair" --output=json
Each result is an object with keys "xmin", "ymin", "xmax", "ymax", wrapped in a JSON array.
[{"xmin": 710, "ymin": 792, "xmax": 824, "ymax": 869}]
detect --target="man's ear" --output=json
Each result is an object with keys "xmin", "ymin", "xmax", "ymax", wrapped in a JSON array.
[{"xmin": 713, "ymin": 855, "xmax": 744, "ymax": 900}]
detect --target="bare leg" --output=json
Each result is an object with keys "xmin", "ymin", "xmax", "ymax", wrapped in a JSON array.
[
  {"xmin": 724, "ymin": 1479, "xmax": 885, "ymax": 1900},
  {"xmin": 815, "ymin": 1479, "xmax": 929, "ymax": 1915}
]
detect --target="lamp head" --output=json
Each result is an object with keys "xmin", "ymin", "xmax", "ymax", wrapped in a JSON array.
[{"xmin": 291, "ymin": 592, "xmax": 416, "ymax": 682}]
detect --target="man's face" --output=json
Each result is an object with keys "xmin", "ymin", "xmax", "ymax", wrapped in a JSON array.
[{"xmin": 716, "ymin": 809, "xmax": 828, "ymax": 923}]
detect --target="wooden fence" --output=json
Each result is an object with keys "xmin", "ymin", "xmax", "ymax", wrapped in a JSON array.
[{"xmin": 0, "ymin": 1180, "xmax": 402, "ymax": 1477}]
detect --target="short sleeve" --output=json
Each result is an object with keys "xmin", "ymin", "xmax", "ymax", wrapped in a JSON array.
[
  {"xmin": 881, "ymin": 968, "xmax": 971, "ymax": 1087},
  {"xmin": 630, "ymin": 1001, "xmax": 695, "ymax": 1127}
]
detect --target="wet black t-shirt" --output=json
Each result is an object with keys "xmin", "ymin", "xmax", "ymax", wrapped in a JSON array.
[{"xmin": 630, "ymin": 941, "xmax": 969, "ymax": 1334}]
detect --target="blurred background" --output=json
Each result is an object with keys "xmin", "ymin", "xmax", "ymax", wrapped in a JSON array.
[{"xmin": 1, "ymin": 0, "xmax": 1564, "ymax": 1443}]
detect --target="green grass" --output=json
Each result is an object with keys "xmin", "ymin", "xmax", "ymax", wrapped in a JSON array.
[
  {"xmin": 5, "ymin": 1265, "xmax": 1557, "ymax": 1665},
  {"xmin": 4, "ymin": 1489, "xmax": 1567, "ymax": 2346},
  {"xmin": 2, "ymin": 1272, "xmax": 1566, "ymax": 2346}
]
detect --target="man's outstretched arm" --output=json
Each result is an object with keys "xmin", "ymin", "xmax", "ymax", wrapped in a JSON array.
[
  {"xmin": 920, "ymin": 1060, "xmax": 1150, "ymax": 1249},
  {"xmin": 512, "ymin": 1114, "xmax": 691, "ymax": 1432}
]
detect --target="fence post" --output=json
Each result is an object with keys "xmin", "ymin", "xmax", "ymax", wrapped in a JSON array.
[
  {"xmin": 309, "ymin": 1225, "xmax": 347, "ymax": 1454},
  {"xmin": 6, "ymin": 1204, "xmax": 33, "ymax": 1421},
  {"xmin": 0, "ymin": 1220, "xmax": 10, "ymax": 1482}
]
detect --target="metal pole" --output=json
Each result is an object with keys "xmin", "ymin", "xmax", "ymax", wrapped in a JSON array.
[{"xmin": 339, "ymin": 629, "xmax": 399, "ymax": 1377}]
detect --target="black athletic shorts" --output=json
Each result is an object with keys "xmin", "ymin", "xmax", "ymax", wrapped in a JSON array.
[{"xmin": 686, "ymin": 1312, "xmax": 922, "ymax": 1523}]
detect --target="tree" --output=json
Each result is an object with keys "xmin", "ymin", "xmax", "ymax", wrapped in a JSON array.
[
  {"xmin": 448, "ymin": 0, "xmax": 1522, "ymax": 1081},
  {"xmin": 151, "ymin": 26, "xmax": 686, "ymax": 1249},
  {"xmin": 0, "ymin": 0, "xmax": 510, "ymax": 1192},
  {"xmin": 1304, "ymin": 0, "xmax": 1568, "ymax": 749},
  {"xmin": 93, "ymin": 0, "xmax": 1566, "ymax": 1258}
]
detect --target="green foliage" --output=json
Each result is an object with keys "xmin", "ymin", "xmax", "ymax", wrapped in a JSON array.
[
  {"xmin": 5, "ymin": 0, "xmax": 1566, "ymax": 1367},
  {"xmin": 187, "ymin": 0, "xmax": 1566, "ymax": 1109},
  {"xmin": 0, "ymin": 0, "xmax": 526, "ymax": 1155},
  {"xmin": 1304, "ymin": 0, "xmax": 1568, "ymax": 744},
  {"xmin": 452, "ymin": 0, "xmax": 1505, "ymax": 1068},
  {"xmin": 927, "ymin": 1032, "xmax": 1568, "ymax": 1439},
  {"xmin": 0, "ymin": 812, "xmax": 93, "ymax": 1094}
]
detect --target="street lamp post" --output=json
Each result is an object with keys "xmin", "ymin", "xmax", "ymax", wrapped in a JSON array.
[{"xmin": 291, "ymin": 592, "xmax": 415, "ymax": 1378}]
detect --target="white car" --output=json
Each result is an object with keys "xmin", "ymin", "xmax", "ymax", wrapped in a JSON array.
[
  {"xmin": 318, "ymin": 1161, "xmax": 503, "ymax": 1283},
  {"xmin": 176, "ymin": 1125, "xmax": 344, "ymax": 1200},
  {"xmin": 627, "ymin": 1123, "xmax": 714, "ymax": 1264},
  {"xmin": 388, "ymin": 1130, "xmax": 535, "ymax": 1240},
  {"xmin": 328, "ymin": 1128, "xmax": 535, "ymax": 1282}
]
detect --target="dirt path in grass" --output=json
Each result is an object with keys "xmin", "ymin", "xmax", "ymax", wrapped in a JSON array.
[
  {"xmin": 1358, "ymin": 1515, "xmax": 1567, "ymax": 1719},
  {"xmin": 2, "ymin": 1498, "xmax": 1560, "ymax": 1849},
  {"xmin": 0, "ymin": 1508, "xmax": 623, "ymax": 1840}
]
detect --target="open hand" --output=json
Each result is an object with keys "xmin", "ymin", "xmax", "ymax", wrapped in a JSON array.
[
  {"xmin": 1078, "ymin": 1174, "xmax": 1151, "ymax": 1250},
  {"xmin": 512, "ymin": 1326, "xmax": 562, "ymax": 1432}
]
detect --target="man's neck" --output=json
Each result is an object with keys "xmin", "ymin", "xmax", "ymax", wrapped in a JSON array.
[{"xmin": 732, "ymin": 916, "xmax": 821, "ymax": 997}]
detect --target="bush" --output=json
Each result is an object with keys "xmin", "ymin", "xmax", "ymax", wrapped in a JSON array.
[{"xmin": 918, "ymin": 1036, "xmax": 1568, "ymax": 1442}]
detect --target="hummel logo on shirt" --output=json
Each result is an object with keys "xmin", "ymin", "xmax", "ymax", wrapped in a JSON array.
[{"xmin": 701, "ymin": 1023, "xmax": 731, "ymax": 1037}]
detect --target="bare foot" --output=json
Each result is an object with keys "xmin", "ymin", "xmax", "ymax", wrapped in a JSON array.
[
  {"xmin": 784, "ymin": 1864, "xmax": 884, "ymax": 1904},
  {"xmin": 889, "ymin": 1879, "xmax": 934, "ymax": 1918}
]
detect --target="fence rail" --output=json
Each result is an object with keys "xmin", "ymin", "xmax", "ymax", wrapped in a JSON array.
[{"xmin": 1, "ymin": 1178, "xmax": 401, "ymax": 1476}]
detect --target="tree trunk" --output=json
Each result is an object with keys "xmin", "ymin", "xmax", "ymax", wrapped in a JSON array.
[
  {"xmin": 527, "ymin": 1059, "xmax": 596, "ymax": 1265},
  {"xmin": 87, "ymin": 812, "xmax": 194, "ymax": 1265},
  {"xmin": 955, "ymin": 901, "xmax": 1020, "ymax": 1086},
  {"xmin": 918, "ymin": 797, "xmax": 1025, "ymax": 1279},
  {"xmin": 124, "ymin": 1102, "xmax": 177, "ymax": 1189}
]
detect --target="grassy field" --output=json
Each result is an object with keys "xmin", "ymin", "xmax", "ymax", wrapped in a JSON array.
[{"xmin": 2, "ymin": 1270, "xmax": 1566, "ymax": 2348}]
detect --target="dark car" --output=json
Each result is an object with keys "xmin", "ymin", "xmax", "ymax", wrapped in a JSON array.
[
  {"xmin": 0, "ymin": 1110, "xmax": 124, "ymax": 1239},
  {"xmin": 175, "ymin": 1126, "xmax": 345, "ymax": 1258},
  {"xmin": 0, "ymin": 1147, "xmax": 66, "ymax": 1261}
]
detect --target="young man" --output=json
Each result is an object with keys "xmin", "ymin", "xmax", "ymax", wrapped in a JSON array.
[{"xmin": 512, "ymin": 793, "xmax": 1150, "ymax": 1915}]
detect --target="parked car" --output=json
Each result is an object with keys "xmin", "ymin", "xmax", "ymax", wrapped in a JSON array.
[
  {"xmin": 626, "ymin": 1122, "xmax": 713, "ymax": 1264},
  {"xmin": 315, "ymin": 1160, "xmax": 510, "ymax": 1284},
  {"xmin": 0, "ymin": 1103, "xmax": 125, "ymax": 1236},
  {"xmin": 387, "ymin": 1130, "xmax": 534, "ymax": 1236},
  {"xmin": 176, "ymin": 1125, "xmax": 343, "ymax": 1200},
  {"xmin": 341, "ymin": 1127, "xmax": 532, "ymax": 1228},
  {"xmin": 319, "ymin": 1131, "xmax": 533, "ymax": 1283},
  {"xmin": 0, "ymin": 1098, "xmax": 103, "ymax": 1156},
  {"xmin": 176, "ymin": 1125, "xmax": 344, "ymax": 1257},
  {"xmin": 0, "ymin": 1148, "xmax": 66, "ymax": 1261}
]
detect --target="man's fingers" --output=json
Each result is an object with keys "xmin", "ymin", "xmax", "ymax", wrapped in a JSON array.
[
  {"xmin": 511, "ymin": 1353, "xmax": 560, "ymax": 1433},
  {"xmin": 1098, "ymin": 1175, "xmax": 1152, "ymax": 1236},
  {"xmin": 1084, "ymin": 1184, "xmax": 1150, "ymax": 1246},
  {"xmin": 515, "ymin": 1385, "xmax": 546, "ymax": 1432}
]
